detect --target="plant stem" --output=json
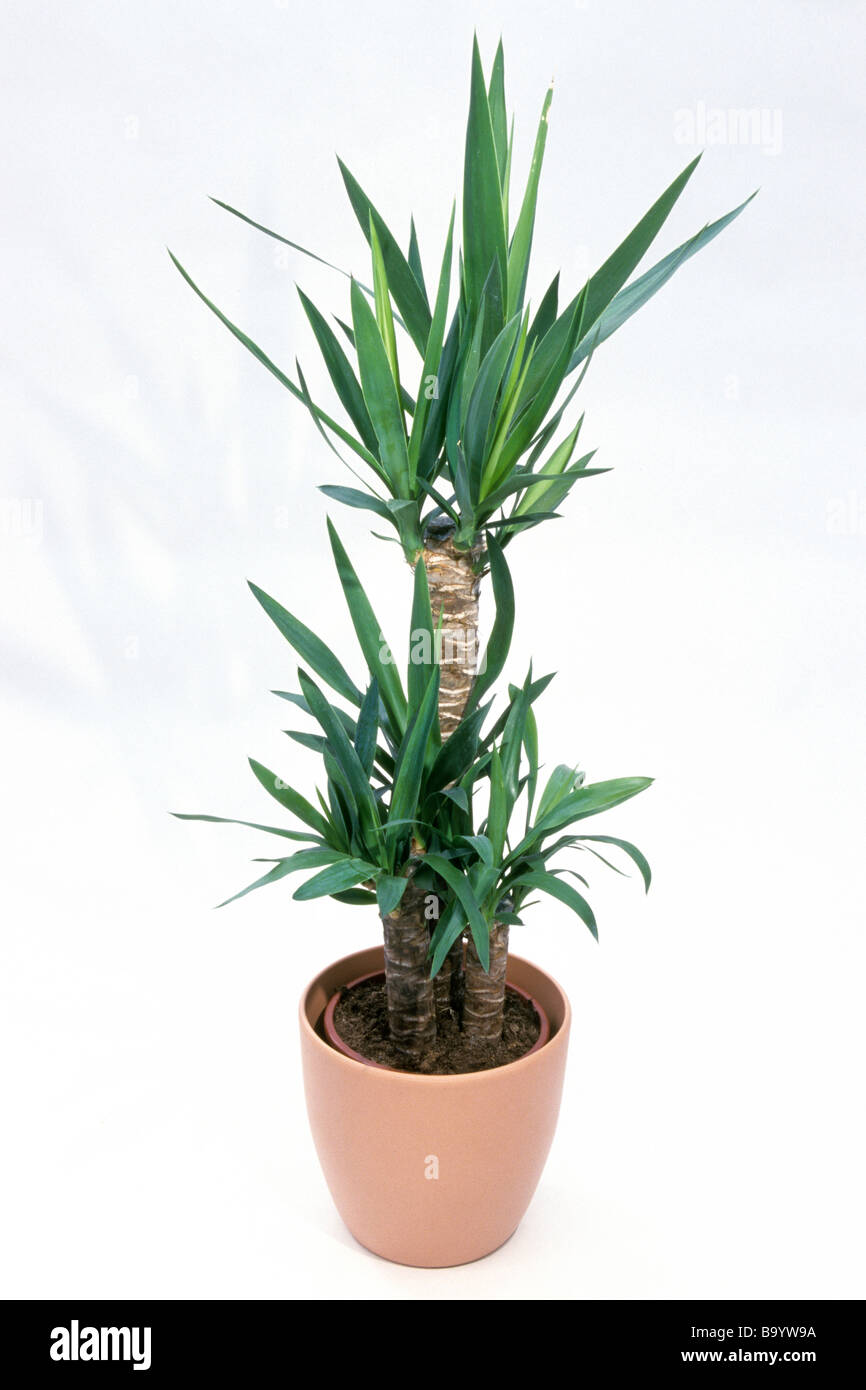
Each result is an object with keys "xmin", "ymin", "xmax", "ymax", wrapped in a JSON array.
[
  {"xmin": 382, "ymin": 879, "xmax": 437, "ymax": 1061},
  {"xmin": 421, "ymin": 528, "xmax": 482, "ymax": 740},
  {"xmin": 433, "ymin": 934, "xmax": 465, "ymax": 1026},
  {"xmin": 463, "ymin": 922, "xmax": 509, "ymax": 1045}
]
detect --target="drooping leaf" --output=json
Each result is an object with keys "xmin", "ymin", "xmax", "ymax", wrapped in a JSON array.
[
  {"xmin": 376, "ymin": 874, "xmax": 409, "ymax": 916},
  {"xmin": 424, "ymin": 851, "xmax": 490, "ymax": 972},
  {"xmin": 577, "ymin": 834, "xmax": 652, "ymax": 892},
  {"xmin": 510, "ymin": 868, "xmax": 598, "ymax": 940},
  {"xmin": 317, "ymin": 485, "xmax": 395, "ymax": 526},
  {"xmin": 248, "ymin": 581, "xmax": 362, "ymax": 707},
  {"xmin": 216, "ymin": 848, "xmax": 343, "ymax": 909},
  {"xmin": 248, "ymin": 758, "xmax": 331, "ymax": 837},
  {"xmin": 168, "ymin": 252, "xmax": 381, "ymax": 471},
  {"xmin": 293, "ymin": 857, "xmax": 378, "ymax": 901}
]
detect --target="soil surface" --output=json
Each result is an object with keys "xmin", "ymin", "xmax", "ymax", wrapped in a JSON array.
[{"xmin": 332, "ymin": 975, "xmax": 541, "ymax": 1074}]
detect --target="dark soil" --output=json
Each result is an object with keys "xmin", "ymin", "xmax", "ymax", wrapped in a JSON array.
[{"xmin": 332, "ymin": 975, "xmax": 541, "ymax": 1074}]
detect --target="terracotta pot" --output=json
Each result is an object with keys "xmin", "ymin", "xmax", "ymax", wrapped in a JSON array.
[{"xmin": 299, "ymin": 945, "xmax": 571, "ymax": 1268}]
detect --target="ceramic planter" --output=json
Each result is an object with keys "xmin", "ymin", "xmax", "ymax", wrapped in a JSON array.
[{"xmin": 299, "ymin": 944, "xmax": 571, "ymax": 1268}]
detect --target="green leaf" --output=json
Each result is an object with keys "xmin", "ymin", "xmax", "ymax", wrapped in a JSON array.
[
  {"xmin": 580, "ymin": 155, "xmax": 703, "ymax": 342},
  {"xmin": 500, "ymin": 670, "xmax": 531, "ymax": 810},
  {"xmin": 407, "ymin": 557, "xmax": 435, "ymax": 722},
  {"xmin": 209, "ymin": 196, "xmax": 353, "ymax": 279},
  {"xmin": 350, "ymin": 279, "xmax": 412, "ymax": 498},
  {"xmin": 217, "ymin": 848, "xmax": 343, "ymax": 909},
  {"xmin": 518, "ymin": 776, "xmax": 654, "ymax": 852},
  {"xmin": 537, "ymin": 764, "xmax": 583, "ymax": 822},
  {"xmin": 487, "ymin": 39, "xmax": 508, "ymax": 188},
  {"xmin": 578, "ymin": 835, "xmax": 652, "ymax": 892},
  {"xmin": 463, "ymin": 833, "xmax": 494, "ymax": 866},
  {"xmin": 327, "ymin": 519, "xmax": 407, "ymax": 732},
  {"xmin": 463, "ymin": 312, "xmax": 523, "ymax": 484},
  {"xmin": 332, "ymin": 888, "xmax": 378, "ymax": 905},
  {"xmin": 511, "ymin": 869, "xmax": 598, "ymax": 940},
  {"xmin": 248, "ymin": 580, "xmax": 362, "ymax": 707},
  {"xmin": 486, "ymin": 747, "xmax": 507, "ymax": 862},
  {"xmin": 424, "ymin": 851, "xmax": 490, "ymax": 972},
  {"xmin": 462, "ymin": 36, "xmax": 507, "ymax": 328},
  {"xmin": 529, "ymin": 272, "xmax": 559, "ymax": 344},
  {"xmin": 171, "ymin": 812, "xmax": 321, "ymax": 844},
  {"xmin": 439, "ymin": 786, "xmax": 469, "ymax": 812},
  {"xmin": 512, "ymin": 420, "xmax": 582, "ymax": 516},
  {"xmin": 467, "ymin": 535, "xmax": 513, "ymax": 711},
  {"xmin": 387, "ymin": 665, "xmax": 440, "ymax": 853},
  {"xmin": 297, "ymin": 288, "xmax": 379, "ymax": 454},
  {"xmin": 569, "ymin": 190, "xmax": 758, "ymax": 370},
  {"xmin": 407, "ymin": 205, "xmax": 455, "ymax": 475},
  {"xmin": 354, "ymin": 679, "xmax": 380, "ymax": 777},
  {"xmin": 376, "ymin": 874, "xmax": 408, "ymax": 916},
  {"xmin": 428, "ymin": 899, "xmax": 469, "ymax": 978},
  {"xmin": 427, "ymin": 699, "xmax": 490, "ymax": 793},
  {"xmin": 507, "ymin": 83, "xmax": 553, "ymax": 318},
  {"xmin": 407, "ymin": 216, "xmax": 427, "ymax": 296},
  {"xmin": 494, "ymin": 295, "xmax": 584, "ymax": 482},
  {"xmin": 337, "ymin": 159, "xmax": 431, "ymax": 355},
  {"xmin": 293, "ymin": 857, "xmax": 377, "ymax": 901},
  {"xmin": 317, "ymin": 485, "xmax": 395, "ymax": 526},
  {"xmin": 248, "ymin": 758, "xmax": 332, "ymax": 837},
  {"xmin": 370, "ymin": 215, "xmax": 401, "ymax": 390},
  {"xmin": 523, "ymin": 706, "xmax": 539, "ymax": 826},
  {"xmin": 168, "ymin": 252, "xmax": 381, "ymax": 471},
  {"xmin": 297, "ymin": 672, "xmax": 383, "ymax": 843}
]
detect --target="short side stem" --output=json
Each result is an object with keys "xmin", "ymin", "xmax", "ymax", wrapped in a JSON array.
[{"xmin": 463, "ymin": 923, "xmax": 509, "ymax": 1045}]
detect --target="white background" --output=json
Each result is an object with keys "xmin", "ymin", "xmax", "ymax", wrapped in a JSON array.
[{"xmin": 2, "ymin": 0, "xmax": 864, "ymax": 1299}]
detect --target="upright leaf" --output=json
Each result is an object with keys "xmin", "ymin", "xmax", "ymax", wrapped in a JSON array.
[
  {"xmin": 350, "ymin": 279, "xmax": 411, "ymax": 498},
  {"xmin": 327, "ymin": 519, "xmax": 408, "ymax": 733},
  {"xmin": 507, "ymin": 83, "xmax": 553, "ymax": 318},
  {"xmin": 462, "ymin": 37, "xmax": 507, "ymax": 328},
  {"xmin": 337, "ymin": 159, "xmax": 431, "ymax": 355}
]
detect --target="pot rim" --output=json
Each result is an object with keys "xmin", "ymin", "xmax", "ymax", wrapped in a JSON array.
[
  {"xmin": 300, "ymin": 946, "xmax": 570, "ymax": 1086},
  {"xmin": 323, "ymin": 968, "xmax": 552, "ymax": 1072}
]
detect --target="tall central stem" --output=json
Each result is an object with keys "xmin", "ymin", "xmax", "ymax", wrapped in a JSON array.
[{"xmin": 421, "ymin": 530, "xmax": 482, "ymax": 740}]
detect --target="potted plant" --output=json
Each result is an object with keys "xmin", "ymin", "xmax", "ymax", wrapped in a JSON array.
[{"xmin": 171, "ymin": 38, "xmax": 752, "ymax": 1266}]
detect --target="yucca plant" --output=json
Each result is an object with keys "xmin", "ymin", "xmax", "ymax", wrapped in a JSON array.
[{"xmin": 172, "ymin": 38, "xmax": 752, "ymax": 1065}]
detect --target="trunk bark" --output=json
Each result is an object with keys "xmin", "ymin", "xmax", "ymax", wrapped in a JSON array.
[
  {"xmin": 382, "ymin": 880, "xmax": 437, "ymax": 1062},
  {"xmin": 421, "ymin": 530, "xmax": 482, "ymax": 740},
  {"xmin": 463, "ymin": 923, "xmax": 509, "ymax": 1045},
  {"xmin": 432, "ymin": 933, "xmax": 465, "ymax": 1026}
]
